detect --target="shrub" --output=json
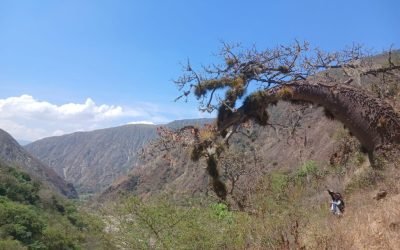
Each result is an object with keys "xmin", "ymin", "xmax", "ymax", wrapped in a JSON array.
[
  {"xmin": 295, "ymin": 161, "xmax": 317, "ymax": 178},
  {"xmin": 0, "ymin": 198, "xmax": 45, "ymax": 246},
  {"xmin": 0, "ymin": 167, "xmax": 40, "ymax": 204},
  {"xmin": 42, "ymin": 223, "xmax": 80, "ymax": 250},
  {"xmin": 210, "ymin": 203, "xmax": 233, "ymax": 222},
  {"xmin": 0, "ymin": 163, "xmax": 113, "ymax": 249},
  {"xmin": 0, "ymin": 239, "xmax": 27, "ymax": 250}
]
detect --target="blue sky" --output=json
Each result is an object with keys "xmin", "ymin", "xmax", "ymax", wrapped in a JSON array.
[{"xmin": 0, "ymin": 0, "xmax": 399, "ymax": 141}]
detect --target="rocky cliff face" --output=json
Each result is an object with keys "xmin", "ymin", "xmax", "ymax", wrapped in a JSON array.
[
  {"xmin": 25, "ymin": 124, "xmax": 157, "ymax": 194},
  {"xmin": 0, "ymin": 129, "xmax": 78, "ymax": 198},
  {"xmin": 25, "ymin": 119, "xmax": 213, "ymax": 194}
]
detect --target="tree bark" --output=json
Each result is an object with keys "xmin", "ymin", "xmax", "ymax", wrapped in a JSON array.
[{"xmin": 217, "ymin": 81, "xmax": 400, "ymax": 162}]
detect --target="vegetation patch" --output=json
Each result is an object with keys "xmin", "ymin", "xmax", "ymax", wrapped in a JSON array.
[{"xmin": 0, "ymin": 162, "xmax": 110, "ymax": 249}]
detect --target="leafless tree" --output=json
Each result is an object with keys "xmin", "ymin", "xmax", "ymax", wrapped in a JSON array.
[
  {"xmin": 217, "ymin": 144, "xmax": 263, "ymax": 210},
  {"xmin": 174, "ymin": 41, "xmax": 400, "ymax": 199}
]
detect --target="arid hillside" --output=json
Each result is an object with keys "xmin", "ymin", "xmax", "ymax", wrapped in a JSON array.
[
  {"xmin": 102, "ymin": 102, "xmax": 343, "ymax": 199},
  {"xmin": 98, "ymin": 52, "xmax": 400, "ymax": 249},
  {"xmin": 25, "ymin": 119, "xmax": 212, "ymax": 194},
  {"xmin": 102, "ymin": 50, "xmax": 399, "ymax": 198},
  {"xmin": 0, "ymin": 129, "xmax": 78, "ymax": 198}
]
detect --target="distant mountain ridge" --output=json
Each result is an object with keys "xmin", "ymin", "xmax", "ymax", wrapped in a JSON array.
[
  {"xmin": 25, "ymin": 119, "xmax": 214, "ymax": 194},
  {"xmin": 101, "ymin": 103, "xmax": 342, "ymax": 200},
  {"xmin": 0, "ymin": 128, "xmax": 78, "ymax": 198}
]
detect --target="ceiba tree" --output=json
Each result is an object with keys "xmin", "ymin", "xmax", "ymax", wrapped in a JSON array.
[{"xmin": 174, "ymin": 41, "xmax": 400, "ymax": 199}]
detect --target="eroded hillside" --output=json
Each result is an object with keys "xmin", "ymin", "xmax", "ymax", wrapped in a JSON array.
[
  {"xmin": 97, "ymin": 52, "xmax": 400, "ymax": 249},
  {"xmin": 25, "ymin": 119, "xmax": 213, "ymax": 194},
  {"xmin": 0, "ymin": 129, "xmax": 77, "ymax": 198}
]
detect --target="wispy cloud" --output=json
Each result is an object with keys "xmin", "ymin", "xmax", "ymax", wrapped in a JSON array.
[
  {"xmin": 127, "ymin": 121, "xmax": 155, "ymax": 125},
  {"xmin": 0, "ymin": 95, "xmax": 205, "ymax": 141}
]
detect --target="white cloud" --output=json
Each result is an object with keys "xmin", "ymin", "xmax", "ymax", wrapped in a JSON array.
[
  {"xmin": 0, "ymin": 95, "xmax": 214, "ymax": 141},
  {"xmin": 0, "ymin": 95, "xmax": 124, "ymax": 121},
  {"xmin": 0, "ymin": 95, "xmax": 163, "ymax": 141}
]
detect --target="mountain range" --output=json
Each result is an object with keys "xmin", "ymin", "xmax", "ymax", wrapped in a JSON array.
[
  {"xmin": 25, "ymin": 119, "xmax": 213, "ymax": 194},
  {"xmin": 15, "ymin": 52, "xmax": 400, "ymax": 198},
  {"xmin": 0, "ymin": 128, "xmax": 78, "ymax": 198},
  {"xmin": 101, "ymin": 102, "xmax": 344, "ymax": 199},
  {"xmin": 18, "ymin": 52, "xmax": 400, "ymax": 198}
]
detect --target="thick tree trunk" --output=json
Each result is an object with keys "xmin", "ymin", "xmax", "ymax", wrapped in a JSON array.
[{"xmin": 218, "ymin": 81, "xmax": 400, "ymax": 160}]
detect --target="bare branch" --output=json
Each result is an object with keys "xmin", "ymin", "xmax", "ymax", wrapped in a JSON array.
[{"xmin": 172, "ymin": 41, "xmax": 400, "ymax": 198}]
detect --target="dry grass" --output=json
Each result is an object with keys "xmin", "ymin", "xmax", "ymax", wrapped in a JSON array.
[
  {"xmin": 303, "ymin": 182, "xmax": 400, "ymax": 249},
  {"xmin": 343, "ymin": 193, "xmax": 399, "ymax": 249},
  {"xmin": 199, "ymin": 128, "xmax": 215, "ymax": 142},
  {"xmin": 277, "ymin": 86, "xmax": 294, "ymax": 99}
]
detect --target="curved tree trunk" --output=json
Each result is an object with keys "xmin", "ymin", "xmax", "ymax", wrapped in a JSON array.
[
  {"xmin": 207, "ymin": 80, "xmax": 400, "ymax": 199},
  {"xmin": 218, "ymin": 80, "xmax": 400, "ymax": 160}
]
